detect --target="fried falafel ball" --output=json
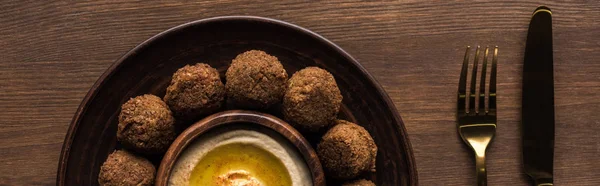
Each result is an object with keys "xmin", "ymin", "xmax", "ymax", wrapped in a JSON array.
[
  {"xmin": 317, "ymin": 120, "xmax": 378, "ymax": 180},
  {"xmin": 342, "ymin": 179, "xmax": 376, "ymax": 186},
  {"xmin": 283, "ymin": 67, "xmax": 342, "ymax": 132},
  {"xmin": 225, "ymin": 50, "xmax": 288, "ymax": 109},
  {"xmin": 98, "ymin": 150, "xmax": 156, "ymax": 186},
  {"xmin": 164, "ymin": 63, "xmax": 225, "ymax": 121},
  {"xmin": 118, "ymin": 94, "xmax": 176, "ymax": 154}
]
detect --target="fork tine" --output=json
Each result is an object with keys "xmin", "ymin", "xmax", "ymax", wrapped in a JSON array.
[
  {"xmin": 479, "ymin": 47, "xmax": 489, "ymax": 114},
  {"xmin": 489, "ymin": 46, "xmax": 498, "ymax": 110},
  {"xmin": 458, "ymin": 46, "xmax": 470, "ymax": 112},
  {"xmin": 469, "ymin": 46, "xmax": 480, "ymax": 114}
]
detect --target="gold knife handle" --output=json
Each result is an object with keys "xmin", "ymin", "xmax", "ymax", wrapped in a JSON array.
[{"xmin": 535, "ymin": 178, "xmax": 553, "ymax": 186}]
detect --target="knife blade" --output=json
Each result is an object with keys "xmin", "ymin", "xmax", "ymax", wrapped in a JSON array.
[{"xmin": 522, "ymin": 6, "xmax": 555, "ymax": 186}]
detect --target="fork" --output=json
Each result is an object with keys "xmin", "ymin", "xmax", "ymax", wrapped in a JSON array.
[{"xmin": 457, "ymin": 46, "xmax": 498, "ymax": 186}]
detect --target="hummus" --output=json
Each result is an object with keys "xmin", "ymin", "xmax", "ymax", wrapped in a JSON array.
[{"xmin": 169, "ymin": 125, "xmax": 312, "ymax": 186}]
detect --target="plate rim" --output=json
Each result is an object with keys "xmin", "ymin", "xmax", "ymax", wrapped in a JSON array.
[{"xmin": 57, "ymin": 15, "xmax": 418, "ymax": 185}]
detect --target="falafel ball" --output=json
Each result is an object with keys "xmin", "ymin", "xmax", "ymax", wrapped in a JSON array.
[
  {"xmin": 118, "ymin": 94, "xmax": 176, "ymax": 154},
  {"xmin": 98, "ymin": 150, "xmax": 156, "ymax": 186},
  {"xmin": 225, "ymin": 50, "xmax": 288, "ymax": 109},
  {"xmin": 342, "ymin": 179, "xmax": 376, "ymax": 186},
  {"xmin": 164, "ymin": 63, "xmax": 225, "ymax": 121},
  {"xmin": 317, "ymin": 120, "xmax": 377, "ymax": 180},
  {"xmin": 283, "ymin": 67, "xmax": 342, "ymax": 132}
]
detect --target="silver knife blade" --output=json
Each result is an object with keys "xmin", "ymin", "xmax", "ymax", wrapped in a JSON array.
[{"xmin": 522, "ymin": 6, "xmax": 555, "ymax": 186}]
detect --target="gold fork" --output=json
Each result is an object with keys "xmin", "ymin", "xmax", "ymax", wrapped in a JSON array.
[{"xmin": 457, "ymin": 46, "xmax": 498, "ymax": 186}]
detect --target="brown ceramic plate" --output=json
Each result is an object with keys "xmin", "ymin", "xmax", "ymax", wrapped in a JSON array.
[{"xmin": 57, "ymin": 16, "xmax": 417, "ymax": 185}]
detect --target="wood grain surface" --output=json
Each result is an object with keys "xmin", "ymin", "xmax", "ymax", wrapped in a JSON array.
[{"xmin": 0, "ymin": 1, "xmax": 598, "ymax": 185}]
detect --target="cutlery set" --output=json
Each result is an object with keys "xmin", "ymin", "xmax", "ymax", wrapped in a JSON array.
[{"xmin": 457, "ymin": 6, "xmax": 555, "ymax": 186}]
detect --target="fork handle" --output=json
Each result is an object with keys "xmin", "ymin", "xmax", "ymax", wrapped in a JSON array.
[{"xmin": 475, "ymin": 152, "xmax": 487, "ymax": 186}]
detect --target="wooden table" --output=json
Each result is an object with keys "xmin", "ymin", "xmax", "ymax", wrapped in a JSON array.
[{"xmin": 1, "ymin": 1, "xmax": 599, "ymax": 185}]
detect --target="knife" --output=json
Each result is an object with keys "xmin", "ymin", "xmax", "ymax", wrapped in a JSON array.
[{"xmin": 522, "ymin": 6, "xmax": 555, "ymax": 186}]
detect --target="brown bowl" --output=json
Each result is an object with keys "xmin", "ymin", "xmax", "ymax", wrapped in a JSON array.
[
  {"xmin": 155, "ymin": 110, "xmax": 325, "ymax": 186},
  {"xmin": 58, "ymin": 16, "xmax": 417, "ymax": 185}
]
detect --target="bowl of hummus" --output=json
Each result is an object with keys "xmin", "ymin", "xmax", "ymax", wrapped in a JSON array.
[{"xmin": 156, "ymin": 110, "xmax": 325, "ymax": 186}]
